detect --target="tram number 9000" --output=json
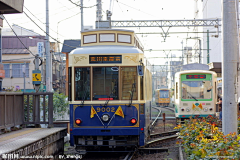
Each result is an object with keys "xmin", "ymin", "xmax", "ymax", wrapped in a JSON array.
[{"xmin": 96, "ymin": 107, "xmax": 115, "ymax": 113}]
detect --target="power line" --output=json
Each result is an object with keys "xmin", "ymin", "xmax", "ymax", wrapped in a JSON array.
[
  {"xmin": 23, "ymin": 11, "xmax": 77, "ymax": 49},
  {"xmin": 24, "ymin": 6, "xmax": 65, "ymax": 38},
  {"xmin": 116, "ymin": 1, "xmax": 158, "ymax": 18},
  {"xmin": 3, "ymin": 15, "xmax": 36, "ymax": 57},
  {"xmin": 68, "ymin": 0, "xmax": 98, "ymax": 8}
]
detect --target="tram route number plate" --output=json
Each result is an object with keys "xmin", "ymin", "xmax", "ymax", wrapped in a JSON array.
[{"xmin": 96, "ymin": 107, "xmax": 116, "ymax": 113}]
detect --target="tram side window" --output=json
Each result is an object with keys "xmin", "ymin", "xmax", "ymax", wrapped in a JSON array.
[
  {"xmin": 140, "ymin": 76, "xmax": 144, "ymax": 100},
  {"xmin": 121, "ymin": 67, "xmax": 137, "ymax": 100},
  {"xmin": 93, "ymin": 67, "xmax": 119, "ymax": 100},
  {"xmin": 75, "ymin": 68, "xmax": 90, "ymax": 100},
  {"xmin": 176, "ymin": 82, "xmax": 178, "ymax": 99},
  {"xmin": 68, "ymin": 67, "xmax": 72, "ymax": 101}
]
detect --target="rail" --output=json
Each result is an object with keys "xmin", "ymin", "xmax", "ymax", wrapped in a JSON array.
[{"xmin": 150, "ymin": 107, "xmax": 161, "ymax": 132}]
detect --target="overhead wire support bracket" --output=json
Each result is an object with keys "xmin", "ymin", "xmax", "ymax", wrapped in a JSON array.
[{"xmin": 111, "ymin": 19, "xmax": 221, "ymax": 28}]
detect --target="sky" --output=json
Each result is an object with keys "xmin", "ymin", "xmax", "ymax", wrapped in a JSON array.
[{"xmin": 3, "ymin": 0, "xmax": 196, "ymax": 65}]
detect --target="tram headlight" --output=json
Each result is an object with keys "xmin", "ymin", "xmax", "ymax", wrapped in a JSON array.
[
  {"xmin": 130, "ymin": 118, "xmax": 137, "ymax": 124},
  {"xmin": 186, "ymin": 107, "xmax": 191, "ymax": 112},
  {"xmin": 203, "ymin": 107, "xmax": 208, "ymax": 112},
  {"xmin": 102, "ymin": 114, "xmax": 110, "ymax": 122},
  {"xmin": 75, "ymin": 119, "xmax": 82, "ymax": 125}
]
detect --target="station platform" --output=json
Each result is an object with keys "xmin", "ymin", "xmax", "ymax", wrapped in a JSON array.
[{"xmin": 0, "ymin": 127, "xmax": 67, "ymax": 159}]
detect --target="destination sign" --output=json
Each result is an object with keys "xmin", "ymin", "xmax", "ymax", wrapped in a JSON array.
[
  {"xmin": 89, "ymin": 55, "xmax": 122, "ymax": 63},
  {"xmin": 186, "ymin": 75, "xmax": 206, "ymax": 79}
]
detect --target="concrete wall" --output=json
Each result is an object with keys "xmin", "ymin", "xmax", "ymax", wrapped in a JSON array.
[{"xmin": 195, "ymin": 0, "xmax": 222, "ymax": 64}]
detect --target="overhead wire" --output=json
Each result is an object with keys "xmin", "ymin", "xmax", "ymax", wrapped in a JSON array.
[
  {"xmin": 24, "ymin": 6, "xmax": 65, "ymax": 38},
  {"xmin": 23, "ymin": 11, "xmax": 78, "ymax": 49},
  {"xmin": 18, "ymin": 5, "xmax": 79, "ymax": 26},
  {"xmin": 68, "ymin": 0, "xmax": 98, "ymax": 8},
  {"xmin": 115, "ymin": 1, "xmax": 158, "ymax": 18}
]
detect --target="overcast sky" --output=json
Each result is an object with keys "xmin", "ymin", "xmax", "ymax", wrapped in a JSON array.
[{"xmin": 3, "ymin": 0, "xmax": 195, "ymax": 64}]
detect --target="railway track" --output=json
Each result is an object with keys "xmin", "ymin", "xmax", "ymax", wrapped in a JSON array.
[{"xmin": 133, "ymin": 105, "xmax": 179, "ymax": 160}]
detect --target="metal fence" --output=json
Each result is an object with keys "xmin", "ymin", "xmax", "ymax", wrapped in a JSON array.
[{"xmin": 0, "ymin": 92, "xmax": 53, "ymax": 130}]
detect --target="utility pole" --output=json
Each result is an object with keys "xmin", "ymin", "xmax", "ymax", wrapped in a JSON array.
[
  {"xmin": 181, "ymin": 40, "xmax": 183, "ymax": 65},
  {"xmin": 46, "ymin": 0, "xmax": 52, "ymax": 92},
  {"xmin": 222, "ymin": 0, "xmax": 238, "ymax": 134},
  {"xmin": 32, "ymin": 54, "xmax": 41, "ymax": 127},
  {"xmin": 199, "ymin": 39, "xmax": 201, "ymax": 63},
  {"xmin": 96, "ymin": 0, "xmax": 102, "ymax": 21},
  {"xmin": 207, "ymin": 30, "xmax": 209, "ymax": 64},
  {"xmin": 22, "ymin": 62, "xmax": 26, "ymax": 93},
  {"xmin": 81, "ymin": 0, "xmax": 83, "ymax": 31}
]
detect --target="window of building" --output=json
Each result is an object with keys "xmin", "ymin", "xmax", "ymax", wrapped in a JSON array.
[
  {"xmin": 93, "ymin": 67, "xmax": 119, "ymax": 100},
  {"xmin": 75, "ymin": 67, "xmax": 90, "ymax": 101},
  {"xmin": 12, "ymin": 63, "xmax": 29, "ymax": 78},
  {"xmin": 3, "ymin": 64, "xmax": 10, "ymax": 78}
]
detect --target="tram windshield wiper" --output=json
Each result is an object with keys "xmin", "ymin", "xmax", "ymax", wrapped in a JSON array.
[
  {"xmin": 187, "ymin": 92, "xmax": 198, "ymax": 101},
  {"xmin": 128, "ymin": 82, "xmax": 136, "ymax": 107}
]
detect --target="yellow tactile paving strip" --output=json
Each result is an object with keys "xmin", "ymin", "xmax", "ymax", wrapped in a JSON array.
[{"xmin": 0, "ymin": 128, "xmax": 42, "ymax": 142}]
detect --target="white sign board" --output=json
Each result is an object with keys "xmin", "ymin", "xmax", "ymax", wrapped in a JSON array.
[
  {"xmin": 22, "ymin": 64, "xmax": 26, "ymax": 73},
  {"xmin": 37, "ymin": 42, "xmax": 44, "ymax": 57}
]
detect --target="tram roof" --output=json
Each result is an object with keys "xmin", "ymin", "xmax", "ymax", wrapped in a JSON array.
[
  {"xmin": 70, "ymin": 45, "xmax": 143, "ymax": 54},
  {"xmin": 81, "ymin": 29, "xmax": 135, "ymax": 33}
]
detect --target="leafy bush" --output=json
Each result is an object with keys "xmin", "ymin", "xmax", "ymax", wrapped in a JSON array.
[
  {"xmin": 53, "ymin": 92, "xmax": 69, "ymax": 120},
  {"xmin": 24, "ymin": 92, "xmax": 69, "ymax": 122},
  {"xmin": 175, "ymin": 116, "xmax": 240, "ymax": 159}
]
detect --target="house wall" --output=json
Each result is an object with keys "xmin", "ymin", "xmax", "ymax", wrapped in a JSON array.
[{"xmin": 2, "ymin": 46, "xmax": 37, "ymax": 91}]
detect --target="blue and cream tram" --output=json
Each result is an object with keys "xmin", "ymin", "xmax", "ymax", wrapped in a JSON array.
[
  {"xmin": 174, "ymin": 70, "xmax": 217, "ymax": 121},
  {"xmin": 68, "ymin": 29, "xmax": 152, "ymax": 152}
]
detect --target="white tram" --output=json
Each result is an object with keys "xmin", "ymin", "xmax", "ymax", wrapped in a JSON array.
[{"xmin": 174, "ymin": 70, "xmax": 218, "ymax": 120}]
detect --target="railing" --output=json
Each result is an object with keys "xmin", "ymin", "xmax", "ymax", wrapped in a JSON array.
[
  {"xmin": 24, "ymin": 92, "xmax": 53, "ymax": 128},
  {"xmin": 0, "ymin": 92, "xmax": 53, "ymax": 130},
  {"xmin": 0, "ymin": 92, "xmax": 24, "ymax": 130}
]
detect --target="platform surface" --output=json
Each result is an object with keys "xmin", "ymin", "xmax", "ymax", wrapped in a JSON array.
[{"xmin": 0, "ymin": 128, "xmax": 66, "ymax": 154}]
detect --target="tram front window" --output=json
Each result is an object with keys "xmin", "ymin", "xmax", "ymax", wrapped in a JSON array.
[
  {"xmin": 75, "ymin": 67, "xmax": 90, "ymax": 100},
  {"xmin": 181, "ymin": 81, "xmax": 212, "ymax": 100},
  {"xmin": 160, "ymin": 90, "xmax": 169, "ymax": 98},
  {"xmin": 121, "ymin": 67, "xmax": 137, "ymax": 100},
  {"xmin": 93, "ymin": 67, "xmax": 119, "ymax": 100}
]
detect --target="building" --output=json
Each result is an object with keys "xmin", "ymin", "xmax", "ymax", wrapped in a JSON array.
[
  {"xmin": 2, "ymin": 25, "xmax": 45, "ymax": 92},
  {"xmin": 194, "ymin": 0, "xmax": 222, "ymax": 64},
  {"xmin": 0, "ymin": 0, "xmax": 24, "ymax": 90},
  {"xmin": 61, "ymin": 39, "xmax": 81, "ymax": 95},
  {"xmin": 167, "ymin": 61, "xmax": 182, "ymax": 89},
  {"xmin": 2, "ymin": 25, "xmax": 64, "ymax": 92}
]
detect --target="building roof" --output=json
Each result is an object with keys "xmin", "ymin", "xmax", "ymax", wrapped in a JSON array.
[
  {"xmin": 2, "ymin": 36, "xmax": 45, "ymax": 49},
  {"xmin": 61, "ymin": 39, "xmax": 81, "ymax": 53},
  {"xmin": 0, "ymin": 0, "xmax": 24, "ymax": 14},
  {"xmin": 2, "ymin": 49, "xmax": 29, "ymax": 54},
  {"xmin": 208, "ymin": 62, "xmax": 221, "ymax": 73}
]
